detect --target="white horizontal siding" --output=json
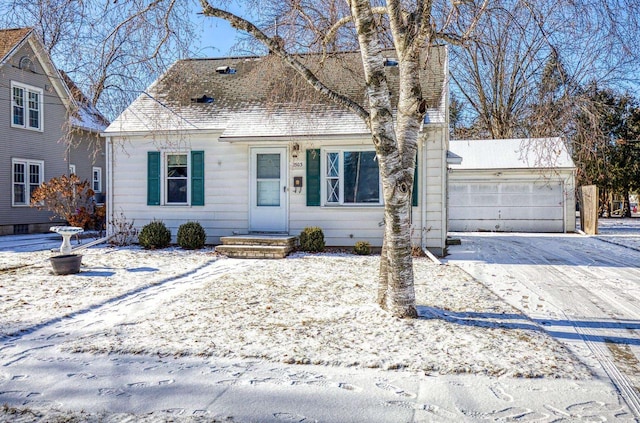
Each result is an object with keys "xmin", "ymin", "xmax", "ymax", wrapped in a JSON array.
[
  {"xmin": 111, "ymin": 135, "xmax": 250, "ymax": 244},
  {"xmin": 109, "ymin": 127, "xmax": 450, "ymax": 250},
  {"xmin": 424, "ymin": 127, "xmax": 446, "ymax": 253},
  {"xmin": 448, "ymin": 171, "xmax": 573, "ymax": 233}
]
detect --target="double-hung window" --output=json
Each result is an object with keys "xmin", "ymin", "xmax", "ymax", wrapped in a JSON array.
[
  {"xmin": 12, "ymin": 82, "xmax": 43, "ymax": 131},
  {"xmin": 166, "ymin": 154, "xmax": 189, "ymax": 204},
  {"xmin": 12, "ymin": 158, "xmax": 43, "ymax": 206},
  {"xmin": 147, "ymin": 151, "xmax": 204, "ymax": 206},
  {"xmin": 323, "ymin": 149, "xmax": 381, "ymax": 205},
  {"xmin": 92, "ymin": 167, "xmax": 102, "ymax": 193}
]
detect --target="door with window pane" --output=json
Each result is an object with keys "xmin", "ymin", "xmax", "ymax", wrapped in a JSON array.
[{"xmin": 250, "ymin": 148, "xmax": 287, "ymax": 232}]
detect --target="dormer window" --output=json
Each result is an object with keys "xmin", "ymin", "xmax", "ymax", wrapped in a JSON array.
[{"xmin": 11, "ymin": 82, "xmax": 43, "ymax": 131}]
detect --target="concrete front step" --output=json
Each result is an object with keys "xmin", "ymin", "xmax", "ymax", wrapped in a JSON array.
[
  {"xmin": 215, "ymin": 244, "xmax": 291, "ymax": 259},
  {"xmin": 220, "ymin": 235, "xmax": 296, "ymax": 247},
  {"xmin": 216, "ymin": 235, "xmax": 298, "ymax": 259}
]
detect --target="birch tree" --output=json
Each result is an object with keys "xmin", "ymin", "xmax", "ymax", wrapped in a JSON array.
[{"xmin": 197, "ymin": 0, "xmax": 486, "ymax": 318}]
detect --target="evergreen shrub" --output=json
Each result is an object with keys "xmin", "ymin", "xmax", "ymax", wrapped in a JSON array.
[
  {"xmin": 177, "ymin": 221, "xmax": 206, "ymax": 250},
  {"xmin": 353, "ymin": 241, "xmax": 371, "ymax": 255},
  {"xmin": 138, "ymin": 220, "xmax": 171, "ymax": 249},
  {"xmin": 299, "ymin": 226, "xmax": 325, "ymax": 252}
]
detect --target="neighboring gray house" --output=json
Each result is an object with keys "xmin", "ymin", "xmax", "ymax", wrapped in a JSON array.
[
  {"xmin": 0, "ymin": 28, "xmax": 108, "ymax": 235},
  {"xmin": 103, "ymin": 46, "xmax": 451, "ymax": 254},
  {"xmin": 448, "ymin": 138, "xmax": 576, "ymax": 233}
]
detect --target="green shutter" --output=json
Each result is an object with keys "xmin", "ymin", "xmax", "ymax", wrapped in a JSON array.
[
  {"xmin": 147, "ymin": 151, "xmax": 160, "ymax": 206},
  {"xmin": 306, "ymin": 149, "xmax": 321, "ymax": 206},
  {"xmin": 412, "ymin": 155, "xmax": 419, "ymax": 207},
  {"xmin": 191, "ymin": 150, "xmax": 205, "ymax": 206}
]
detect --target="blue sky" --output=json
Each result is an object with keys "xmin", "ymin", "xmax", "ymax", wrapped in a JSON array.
[{"xmin": 191, "ymin": 3, "xmax": 245, "ymax": 58}]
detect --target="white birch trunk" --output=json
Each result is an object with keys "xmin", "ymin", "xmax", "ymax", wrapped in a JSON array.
[{"xmin": 350, "ymin": 0, "xmax": 419, "ymax": 318}]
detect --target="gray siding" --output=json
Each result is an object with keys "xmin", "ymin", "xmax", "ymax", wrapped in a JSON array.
[{"xmin": 0, "ymin": 41, "xmax": 99, "ymax": 233}]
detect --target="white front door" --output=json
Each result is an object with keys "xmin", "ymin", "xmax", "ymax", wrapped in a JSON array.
[{"xmin": 250, "ymin": 147, "xmax": 288, "ymax": 232}]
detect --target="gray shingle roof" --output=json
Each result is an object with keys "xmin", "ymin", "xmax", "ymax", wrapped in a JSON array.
[{"xmin": 106, "ymin": 45, "xmax": 447, "ymax": 137}]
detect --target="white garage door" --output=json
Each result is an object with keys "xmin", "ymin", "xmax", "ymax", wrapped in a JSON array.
[{"xmin": 449, "ymin": 180, "xmax": 565, "ymax": 232}]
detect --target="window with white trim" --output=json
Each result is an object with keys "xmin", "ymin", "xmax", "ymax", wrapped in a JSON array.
[
  {"xmin": 11, "ymin": 82, "xmax": 43, "ymax": 131},
  {"xmin": 12, "ymin": 158, "xmax": 43, "ymax": 206},
  {"xmin": 165, "ymin": 153, "xmax": 189, "ymax": 204},
  {"xmin": 322, "ymin": 149, "xmax": 381, "ymax": 205},
  {"xmin": 69, "ymin": 164, "xmax": 76, "ymax": 175},
  {"xmin": 92, "ymin": 167, "xmax": 102, "ymax": 193}
]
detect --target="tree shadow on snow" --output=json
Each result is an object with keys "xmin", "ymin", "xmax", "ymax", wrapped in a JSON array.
[{"xmin": 417, "ymin": 306, "xmax": 640, "ymax": 346}]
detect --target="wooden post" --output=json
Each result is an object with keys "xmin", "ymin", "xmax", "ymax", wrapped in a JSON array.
[{"xmin": 579, "ymin": 185, "xmax": 598, "ymax": 235}]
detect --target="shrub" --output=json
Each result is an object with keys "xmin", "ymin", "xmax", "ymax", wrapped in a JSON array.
[
  {"xmin": 299, "ymin": 226, "xmax": 325, "ymax": 252},
  {"xmin": 177, "ymin": 222, "xmax": 206, "ymax": 250},
  {"xmin": 353, "ymin": 241, "xmax": 371, "ymax": 255},
  {"xmin": 138, "ymin": 220, "xmax": 171, "ymax": 249},
  {"xmin": 30, "ymin": 174, "xmax": 95, "ymax": 229},
  {"xmin": 110, "ymin": 211, "xmax": 138, "ymax": 246}
]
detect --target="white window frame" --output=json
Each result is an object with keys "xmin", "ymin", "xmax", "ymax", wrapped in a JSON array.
[
  {"xmin": 163, "ymin": 152, "xmax": 190, "ymax": 205},
  {"xmin": 12, "ymin": 158, "xmax": 44, "ymax": 207},
  {"xmin": 69, "ymin": 164, "xmax": 76, "ymax": 175},
  {"xmin": 320, "ymin": 147, "xmax": 383, "ymax": 206},
  {"xmin": 92, "ymin": 167, "xmax": 102, "ymax": 193},
  {"xmin": 11, "ymin": 82, "xmax": 43, "ymax": 131}
]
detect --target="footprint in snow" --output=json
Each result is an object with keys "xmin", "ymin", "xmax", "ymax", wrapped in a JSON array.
[
  {"xmin": 484, "ymin": 406, "xmax": 548, "ymax": 421},
  {"xmin": 375, "ymin": 381, "xmax": 416, "ymax": 398},
  {"xmin": 489, "ymin": 383, "xmax": 514, "ymax": 402}
]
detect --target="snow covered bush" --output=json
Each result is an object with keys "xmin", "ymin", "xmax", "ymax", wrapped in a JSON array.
[
  {"xmin": 138, "ymin": 220, "xmax": 171, "ymax": 249},
  {"xmin": 177, "ymin": 222, "xmax": 206, "ymax": 250},
  {"xmin": 299, "ymin": 226, "xmax": 325, "ymax": 252}
]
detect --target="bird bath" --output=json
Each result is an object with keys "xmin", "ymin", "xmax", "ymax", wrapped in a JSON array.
[{"xmin": 50, "ymin": 226, "xmax": 84, "ymax": 254}]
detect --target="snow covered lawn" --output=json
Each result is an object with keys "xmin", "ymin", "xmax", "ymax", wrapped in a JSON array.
[{"xmin": 1, "ymin": 247, "xmax": 589, "ymax": 379}]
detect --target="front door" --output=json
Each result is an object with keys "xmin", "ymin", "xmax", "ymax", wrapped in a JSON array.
[{"xmin": 250, "ymin": 147, "xmax": 288, "ymax": 232}]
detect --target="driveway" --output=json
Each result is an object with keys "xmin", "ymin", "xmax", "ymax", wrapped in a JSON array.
[{"xmin": 445, "ymin": 231, "xmax": 640, "ymax": 417}]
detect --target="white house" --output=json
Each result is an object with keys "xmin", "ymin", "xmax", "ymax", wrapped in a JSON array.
[
  {"xmin": 448, "ymin": 138, "xmax": 576, "ymax": 233},
  {"xmin": 102, "ymin": 46, "xmax": 450, "ymax": 255}
]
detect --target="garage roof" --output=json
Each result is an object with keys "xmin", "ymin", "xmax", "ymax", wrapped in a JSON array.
[{"xmin": 449, "ymin": 138, "xmax": 574, "ymax": 170}]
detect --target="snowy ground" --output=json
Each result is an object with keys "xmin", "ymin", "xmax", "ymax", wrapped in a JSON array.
[
  {"xmin": 447, "ymin": 217, "xmax": 640, "ymax": 420},
  {"xmin": 595, "ymin": 217, "xmax": 640, "ymax": 250},
  {"xmin": 1, "ymin": 246, "xmax": 585, "ymax": 378},
  {"xmin": 0, "ymin": 220, "xmax": 638, "ymax": 421}
]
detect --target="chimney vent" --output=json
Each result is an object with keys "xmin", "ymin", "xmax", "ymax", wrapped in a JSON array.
[{"xmin": 216, "ymin": 66, "xmax": 236, "ymax": 74}]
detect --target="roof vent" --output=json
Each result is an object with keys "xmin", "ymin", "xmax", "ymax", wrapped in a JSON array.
[
  {"xmin": 216, "ymin": 66, "xmax": 236, "ymax": 74},
  {"xmin": 383, "ymin": 58, "xmax": 398, "ymax": 67},
  {"xmin": 192, "ymin": 95, "xmax": 214, "ymax": 104}
]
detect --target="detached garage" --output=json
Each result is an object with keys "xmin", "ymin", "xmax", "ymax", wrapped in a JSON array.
[{"xmin": 448, "ymin": 138, "xmax": 576, "ymax": 233}]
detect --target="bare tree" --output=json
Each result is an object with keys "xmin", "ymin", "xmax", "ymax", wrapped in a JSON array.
[
  {"xmin": 0, "ymin": 0, "xmax": 197, "ymax": 120},
  {"xmin": 450, "ymin": 0, "xmax": 640, "ymax": 139}
]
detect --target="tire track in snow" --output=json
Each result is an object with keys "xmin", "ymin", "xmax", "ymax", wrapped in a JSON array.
[{"xmin": 449, "ymin": 234, "xmax": 640, "ymax": 419}]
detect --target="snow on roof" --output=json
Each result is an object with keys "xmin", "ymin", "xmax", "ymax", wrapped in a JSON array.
[
  {"xmin": 59, "ymin": 70, "xmax": 109, "ymax": 132},
  {"xmin": 105, "ymin": 45, "xmax": 448, "ymax": 135},
  {"xmin": 449, "ymin": 138, "xmax": 575, "ymax": 170}
]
